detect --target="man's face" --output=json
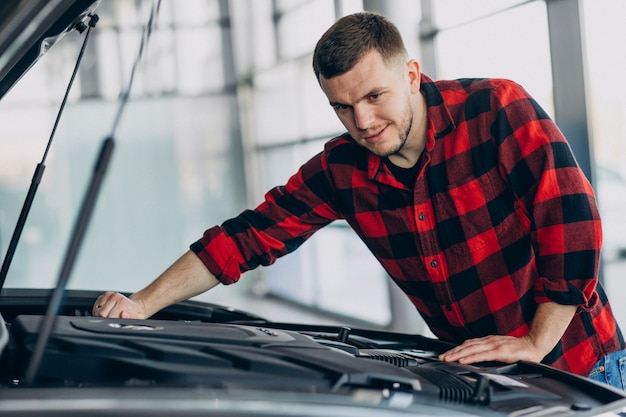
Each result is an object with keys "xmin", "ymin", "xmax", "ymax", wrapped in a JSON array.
[{"xmin": 319, "ymin": 50, "xmax": 421, "ymax": 159}]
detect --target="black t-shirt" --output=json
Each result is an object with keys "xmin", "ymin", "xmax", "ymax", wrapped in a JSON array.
[{"xmin": 384, "ymin": 153, "xmax": 424, "ymax": 188}]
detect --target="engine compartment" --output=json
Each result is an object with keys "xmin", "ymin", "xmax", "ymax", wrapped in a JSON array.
[{"xmin": 1, "ymin": 289, "xmax": 625, "ymax": 417}]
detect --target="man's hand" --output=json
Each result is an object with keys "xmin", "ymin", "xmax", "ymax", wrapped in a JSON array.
[
  {"xmin": 438, "ymin": 302, "xmax": 578, "ymax": 366},
  {"xmin": 438, "ymin": 335, "xmax": 542, "ymax": 365},
  {"xmin": 92, "ymin": 292, "xmax": 148, "ymax": 319}
]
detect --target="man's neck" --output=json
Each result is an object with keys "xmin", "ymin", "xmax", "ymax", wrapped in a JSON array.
[{"xmin": 388, "ymin": 92, "xmax": 428, "ymax": 168}]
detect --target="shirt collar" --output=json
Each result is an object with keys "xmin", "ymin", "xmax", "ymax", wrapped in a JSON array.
[
  {"xmin": 366, "ymin": 74, "xmax": 455, "ymax": 185},
  {"xmin": 420, "ymin": 74, "xmax": 456, "ymax": 142}
]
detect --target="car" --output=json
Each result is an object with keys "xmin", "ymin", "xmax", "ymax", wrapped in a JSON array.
[
  {"xmin": 1, "ymin": 1, "xmax": 626, "ymax": 416},
  {"xmin": 2, "ymin": 287, "xmax": 626, "ymax": 417}
]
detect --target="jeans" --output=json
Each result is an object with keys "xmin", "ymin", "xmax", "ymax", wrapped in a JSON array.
[{"xmin": 587, "ymin": 349, "xmax": 626, "ymax": 390}]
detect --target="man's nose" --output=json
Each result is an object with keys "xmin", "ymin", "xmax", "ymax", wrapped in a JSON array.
[{"xmin": 354, "ymin": 104, "xmax": 374, "ymax": 130}]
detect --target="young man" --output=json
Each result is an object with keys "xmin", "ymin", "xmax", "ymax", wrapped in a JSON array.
[{"xmin": 93, "ymin": 12, "xmax": 625, "ymax": 387}]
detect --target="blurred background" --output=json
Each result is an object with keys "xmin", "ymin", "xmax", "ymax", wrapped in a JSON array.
[{"xmin": 0, "ymin": 0, "xmax": 625, "ymax": 334}]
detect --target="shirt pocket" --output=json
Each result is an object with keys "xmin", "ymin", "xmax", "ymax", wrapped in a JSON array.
[{"xmin": 433, "ymin": 169, "xmax": 528, "ymax": 254}]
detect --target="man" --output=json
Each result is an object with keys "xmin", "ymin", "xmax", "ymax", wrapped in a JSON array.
[{"xmin": 93, "ymin": 12, "xmax": 625, "ymax": 388}]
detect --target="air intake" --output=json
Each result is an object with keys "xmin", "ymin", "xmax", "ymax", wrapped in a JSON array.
[
  {"xmin": 411, "ymin": 367, "xmax": 474, "ymax": 403},
  {"xmin": 360, "ymin": 350, "xmax": 418, "ymax": 368}
]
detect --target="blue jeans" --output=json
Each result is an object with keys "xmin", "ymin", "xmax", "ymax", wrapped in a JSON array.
[{"xmin": 587, "ymin": 349, "xmax": 626, "ymax": 390}]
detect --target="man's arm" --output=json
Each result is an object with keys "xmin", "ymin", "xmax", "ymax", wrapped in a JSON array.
[
  {"xmin": 92, "ymin": 250, "xmax": 220, "ymax": 319},
  {"xmin": 439, "ymin": 301, "xmax": 577, "ymax": 365}
]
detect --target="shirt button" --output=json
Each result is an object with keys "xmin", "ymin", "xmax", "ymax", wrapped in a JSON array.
[
  {"xmin": 418, "ymin": 213, "xmax": 426, "ymax": 221},
  {"xmin": 430, "ymin": 260, "xmax": 437, "ymax": 268}
]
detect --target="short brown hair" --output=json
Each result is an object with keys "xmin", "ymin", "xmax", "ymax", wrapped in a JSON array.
[{"xmin": 312, "ymin": 12, "xmax": 408, "ymax": 81}]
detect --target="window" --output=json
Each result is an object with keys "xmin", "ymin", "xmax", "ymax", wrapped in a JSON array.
[{"xmin": 433, "ymin": 1, "xmax": 553, "ymax": 115}]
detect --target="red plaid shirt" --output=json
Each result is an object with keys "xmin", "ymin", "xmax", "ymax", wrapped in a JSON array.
[{"xmin": 192, "ymin": 75, "xmax": 624, "ymax": 375}]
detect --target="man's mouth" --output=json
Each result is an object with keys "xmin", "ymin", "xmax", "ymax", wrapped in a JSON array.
[{"xmin": 363, "ymin": 126, "xmax": 387, "ymax": 144}]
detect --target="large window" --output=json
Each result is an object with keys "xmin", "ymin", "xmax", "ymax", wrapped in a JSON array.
[
  {"xmin": 0, "ymin": 1, "xmax": 244, "ymax": 292},
  {"xmin": 432, "ymin": 0, "xmax": 553, "ymax": 115}
]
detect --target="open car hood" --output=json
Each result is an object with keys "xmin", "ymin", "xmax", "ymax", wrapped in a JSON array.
[
  {"xmin": 0, "ymin": 0, "xmax": 99, "ymax": 99},
  {"xmin": 1, "ymin": 289, "xmax": 626, "ymax": 417}
]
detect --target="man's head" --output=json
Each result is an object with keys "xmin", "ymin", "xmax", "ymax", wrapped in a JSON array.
[
  {"xmin": 312, "ymin": 12, "xmax": 408, "ymax": 83},
  {"xmin": 313, "ymin": 12, "xmax": 426, "ymax": 166}
]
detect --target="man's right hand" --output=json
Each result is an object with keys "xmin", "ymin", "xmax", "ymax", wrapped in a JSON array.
[{"xmin": 92, "ymin": 292, "xmax": 147, "ymax": 319}]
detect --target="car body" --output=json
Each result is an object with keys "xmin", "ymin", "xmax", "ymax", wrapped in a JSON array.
[{"xmin": 1, "ymin": 2, "xmax": 626, "ymax": 416}]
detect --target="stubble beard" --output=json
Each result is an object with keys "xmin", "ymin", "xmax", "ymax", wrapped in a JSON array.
[{"xmin": 371, "ymin": 101, "xmax": 414, "ymax": 158}]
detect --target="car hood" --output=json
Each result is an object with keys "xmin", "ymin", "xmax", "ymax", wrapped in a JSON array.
[
  {"xmin": 0, "ymin": 0, "xmax": 99, "ymax": 100},
  {"xmin": 2, "ymin": 288, "xmax": 626, "ymax": 417}
]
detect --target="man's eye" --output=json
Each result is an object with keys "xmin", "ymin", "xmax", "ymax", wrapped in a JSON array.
[
  {"xmin": 370, "ymin": 93, "xmax": 381, "ymax": 100},
  {"xmin": 333, "ymin": 104, "xmax": 350, "ymax": 111}
]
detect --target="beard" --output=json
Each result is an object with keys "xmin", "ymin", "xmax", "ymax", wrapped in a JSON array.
[{"xmin": 368, "ymin": 99, "xmax": 414, "ymax": 158}]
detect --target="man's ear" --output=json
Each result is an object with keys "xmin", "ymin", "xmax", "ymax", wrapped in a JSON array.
[{"xmin": 407, "ymin": 59, "xmax": 421, "ymax": 93}]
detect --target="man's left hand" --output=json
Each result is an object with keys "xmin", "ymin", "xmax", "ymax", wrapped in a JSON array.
[{"xmin": 438, "ymin": 335, "xmax": 543, "ymax": 365}]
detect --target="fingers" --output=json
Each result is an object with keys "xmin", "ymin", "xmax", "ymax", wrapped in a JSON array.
[
  {"xmin": 92, "ymin": 292, "xmax": 143, "ymax": 319},
  {"xmin": 92, "ymin": 291, "xmax": 114, "ymax": 317},
  {"xmin": 439, "ymin": 335, "xmax": 534, "ymax": 365},
  {"xmin": 439, "ymin": 336, "xmax": 494, "ymax": 364}
]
